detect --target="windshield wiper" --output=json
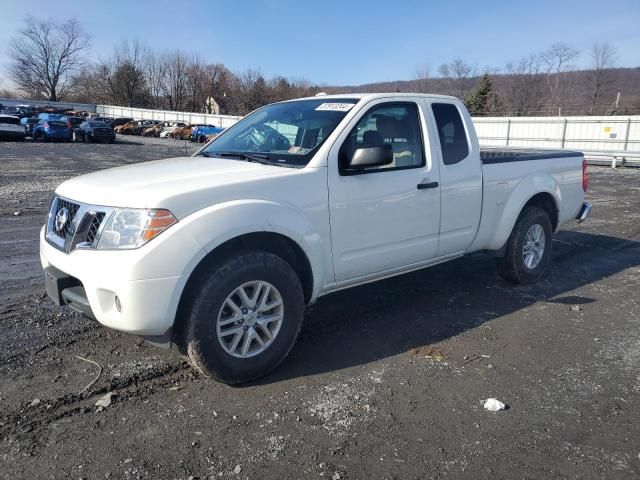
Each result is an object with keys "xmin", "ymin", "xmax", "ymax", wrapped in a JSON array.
[
  {"xmin": 202, "ymin": 151, "xmax": 291, "ymax": 167},
  {"xmin": 241, "ymin": 152, "xmax": 274, "ymax": 166}
]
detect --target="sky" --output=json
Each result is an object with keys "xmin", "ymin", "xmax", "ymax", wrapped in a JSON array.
[{"xmin": 1, "ymin": 0, "xmax": 639, "ymax": 87}]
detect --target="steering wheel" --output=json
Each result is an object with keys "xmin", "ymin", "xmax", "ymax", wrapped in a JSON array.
[{"xmin": 244, "ymin": 125, "xmax": 291, "ymax": 152}]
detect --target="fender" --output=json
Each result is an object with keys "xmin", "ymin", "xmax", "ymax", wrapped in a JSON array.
[
  {"xmin": 176, "ymin": 198, "xmax": 329, "ymax": 301},
  {"xmin": 486, "ymin": 173, "xmax": 561, "ymax": 251}
]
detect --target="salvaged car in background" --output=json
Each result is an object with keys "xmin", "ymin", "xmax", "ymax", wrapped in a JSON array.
[
  {"xmin": 115, "ymin": 120, "xmax": 160, "ymax": 135},
  {"xmin": 73, "ymin": 121, "xmax": 116, "ymax": 143},
  {"xmin": 170, "ymin": 124, "xmax": 201, "ymax": 140},
  {"xmin": 191, "ymin": 125, "xmax": 224, "ymax": 142},
  {"xmin": 110, "ymin": 117, "xmax": 134, "ymax": 129},
  {"xmin": 130, "ymin": 120, "xmax": 160, "ymax": 135},
  {"xmin": 33, "ymin": 119, "xmax": 72, "ymax": 142},
  {"xmin": 159, "ymin": 122, "xmax": 187, "ymax": 138},
  {"xmin": 0, "ymin": 114, "xmax": 26, "ymax": 141},
  {"xmin": 20, "ymin": 117, "xmax": 40, "ymax": 138}
]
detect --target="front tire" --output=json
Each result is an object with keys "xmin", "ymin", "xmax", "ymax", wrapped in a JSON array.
[
  {"xmin": 182, "ymin": 251, "xmax": 305, "ymax": 384},
  {"xmin": 496, "ymin": 207, "xmax": 553, "ymax": 284}
]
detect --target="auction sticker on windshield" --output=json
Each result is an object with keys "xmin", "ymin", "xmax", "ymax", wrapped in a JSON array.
[{"xmin": 315, "ymin": 103, "xmax": 355, "ymax": 112}]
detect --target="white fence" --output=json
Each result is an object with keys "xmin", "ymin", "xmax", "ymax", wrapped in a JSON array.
[
  {"xmin": 474, "ymin": 115, "xmax": 640, "ymax": 155},
  {"xmin": 95, "ymin": 105, "xmax": 242, "ymax": 129}
]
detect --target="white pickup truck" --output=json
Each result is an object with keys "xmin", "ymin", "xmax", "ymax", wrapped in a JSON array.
[{"xmin": 41, "ymin": 93, "xmax": 591, "ymax": 383}]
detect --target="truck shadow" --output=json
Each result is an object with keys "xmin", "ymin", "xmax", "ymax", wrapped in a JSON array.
[{"xmin": 256, "ymin": 230, "xmax": 640, "ymax": 385}]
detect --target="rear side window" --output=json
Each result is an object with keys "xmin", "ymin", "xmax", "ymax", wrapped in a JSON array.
[{"xmin": 431, "ymin": 103, "xmax": 469, "ymax": 165}]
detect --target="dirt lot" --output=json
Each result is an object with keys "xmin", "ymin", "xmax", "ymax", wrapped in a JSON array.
[{"xmin": 1, "ymin": 137, "xmax": 639, "ymax": 480}]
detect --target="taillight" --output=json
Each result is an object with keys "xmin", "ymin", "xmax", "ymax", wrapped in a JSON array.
[
  {"xmin": 582, "ymin": 159, "xmax": 589, "ymax": 192},
  {"xmin": 43, "ymin": 122, "xmax": 49, "ymax": 129}
]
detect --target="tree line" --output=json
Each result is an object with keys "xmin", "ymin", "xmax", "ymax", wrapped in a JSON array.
[
  {"xmin": 3, "ymin": 16, "xmax": 636, "ymax": 117},
  {"xmin": 413, "ymin": 41, "xmax": 624, "ymax": 116},
  {"xmin": 5, "ymin": 17, "xmax": 319, "ymax": 115}
]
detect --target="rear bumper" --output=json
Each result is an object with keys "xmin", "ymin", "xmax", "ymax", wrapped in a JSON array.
[
  {"xmin": 46, "ymin": 132, "xmax": 72, "ymax": 139},
  {"xmin": 576, "ymin": 202, "xmax": 592, "ymax": 223}
]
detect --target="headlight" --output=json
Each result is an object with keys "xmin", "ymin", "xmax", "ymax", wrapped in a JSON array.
[{"xmin": 96, "ymin": 208, "xmax": 177, "ymax": 250}]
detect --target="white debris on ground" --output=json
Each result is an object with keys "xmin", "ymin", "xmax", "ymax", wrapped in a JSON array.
[
  {"xmin": 484, "ymin": 398, "xmax": 506, "ymax": 412},
  {"xmin": 95, "ymin": 391, "xmax": 115, "ymax": 409}
]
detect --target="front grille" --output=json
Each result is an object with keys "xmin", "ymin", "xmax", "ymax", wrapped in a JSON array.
[
  {"xmin": 86, "ymin": 212, "xmax": 105, "ymax": 244},
  {"xmin": 46, "ymin": 197, "xmax": 110, "ymax": 253},
  {"xmin": 54, "ymin": 199, "xmax": 80, "ymax": 238}
]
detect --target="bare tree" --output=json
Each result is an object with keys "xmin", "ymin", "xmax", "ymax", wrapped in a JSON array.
[
  {"xmin": 144, "ymin": 49, "xmax": 166, "ymax": 109},
  {"xmin": 184, "ymin": 55, "xmax": 208, "ymax": 112},
  {"xmin": 235, "ymin": 69, "xmax": 269, "ymax": 114},
  {"xmin": 504, "ymin": 54, "xmax": 544, "ymax": 115},
  {"xmin": 8, "ymin": 16, "xmax": 89, "ymax": 101},
  {"xmin": 415, "ymin": 64, "xmax": 431, "ymax": 93},
  {"xmin": 438, "ymin": 59, "xmax": 473, "ymax": 98},
  {"xmin": 588, "ymin": 42, "xmax": 618, "ymax": 114},
  {"xmin": 540, "ymin": 43, "xmax": 579, "ymax": 115},
  {"xmin": 103, "ymin": 39, "xmax": 147, "ymax": 106},
  {"xmin": 162, "ymin": 51, "xmax": 189, "ymax": 111}
]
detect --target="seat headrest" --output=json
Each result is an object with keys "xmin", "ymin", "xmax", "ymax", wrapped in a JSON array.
[{"xmin": 376, "ymin": 115, "xmax": 409, "ymax": 140}]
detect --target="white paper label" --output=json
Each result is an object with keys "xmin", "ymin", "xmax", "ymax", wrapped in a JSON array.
[{"xmin": 315, "ymin": 103, "xmax": 354, "ymax": 112}]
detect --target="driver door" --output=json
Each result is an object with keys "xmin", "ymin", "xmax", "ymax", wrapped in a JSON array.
[{"xmin": 327, "ymin": 99, "xmax": 441, "ymax": 283}]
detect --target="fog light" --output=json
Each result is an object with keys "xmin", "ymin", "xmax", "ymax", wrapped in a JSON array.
[{"xmin": 114, "ymin": 296, "xmax": 122, "ymax": 312}]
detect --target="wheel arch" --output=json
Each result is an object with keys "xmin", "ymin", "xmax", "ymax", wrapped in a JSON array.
[
  {"xmin": 172, "ymin": 231, "xmax": 315, "ymax": 345},
  {"xmin": 489, "ymin": 174, "xmax": 561, "ymax": 253}
]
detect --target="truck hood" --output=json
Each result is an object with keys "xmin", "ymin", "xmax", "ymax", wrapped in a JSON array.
[{"xmin": 56, "ymin": 156, "xmax": 291, "ymax": 218}]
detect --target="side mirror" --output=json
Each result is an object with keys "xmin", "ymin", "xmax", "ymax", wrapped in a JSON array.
[{"xmin": 345, "ymin": 144, "xmax": 393, "ymax": 171}]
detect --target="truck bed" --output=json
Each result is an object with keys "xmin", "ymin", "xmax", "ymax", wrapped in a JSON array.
[{"xmin": 480, "ymin": 148, "xmax": 583, "ymax": 165}]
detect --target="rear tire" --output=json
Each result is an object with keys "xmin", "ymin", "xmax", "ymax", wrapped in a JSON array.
[
  {"xmin": 182, "ymin": 251, "xmax": 305, "ymax": 385},
  {"xmin": 495, "ymin": 207, "xmax": 553, "ymax": 284}
]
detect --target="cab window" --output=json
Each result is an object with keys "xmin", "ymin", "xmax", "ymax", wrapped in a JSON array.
[{"xmin": 339, "ymin": 102, "xmax": 424, "ymax": 173}]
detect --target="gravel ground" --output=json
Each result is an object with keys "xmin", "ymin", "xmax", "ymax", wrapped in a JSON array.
[{"xmin": 1, "ymin": 136, "xmax": 639, "ymax": 479}]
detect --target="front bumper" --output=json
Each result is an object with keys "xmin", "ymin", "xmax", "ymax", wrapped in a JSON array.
[{"xmin": 39, "ymin": 225, "xmax": 200, "ymax": 336}]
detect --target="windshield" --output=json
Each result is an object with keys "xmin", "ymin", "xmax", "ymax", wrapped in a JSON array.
[{"xmin": 201, "ymin": 98, "xmax": 359, "ymax": 166}]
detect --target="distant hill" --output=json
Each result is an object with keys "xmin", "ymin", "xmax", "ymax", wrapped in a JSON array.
[{"xmin": 324, "ymin": 67, "xmax": 640, "ymax": 116}]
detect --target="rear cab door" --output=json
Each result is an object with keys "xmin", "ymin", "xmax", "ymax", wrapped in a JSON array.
[
  {"xmin": 327, "ymin": 97, "xmax": 442, "ymax": 283},
  {"xmin": 424, "ymin": 99, "xmax": 483, "ymax": 256}
]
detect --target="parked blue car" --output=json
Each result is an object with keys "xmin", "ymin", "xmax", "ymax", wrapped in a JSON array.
[
  {"xmin": 37, "ymin": 113, "xmax": 64, "ymax": 121},
  {"xmin": 191, "ymin": 125, "xmax": 224, "ymax": 143},
  {"xmin": 32, "ymin": 119, "xmax": 73, "ymax": 142}
]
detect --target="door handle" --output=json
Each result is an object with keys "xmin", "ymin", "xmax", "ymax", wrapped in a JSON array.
[{"xmin": 417, "ymin": 181, "xmax": 439, "ymax": 190}]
